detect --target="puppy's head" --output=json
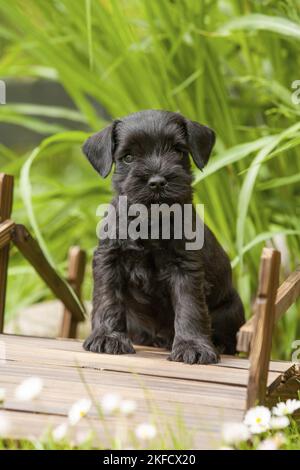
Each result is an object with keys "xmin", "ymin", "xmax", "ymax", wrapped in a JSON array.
[{"xmin": 83, "ymin": 110, "xmax": 215, "ymax": 204}]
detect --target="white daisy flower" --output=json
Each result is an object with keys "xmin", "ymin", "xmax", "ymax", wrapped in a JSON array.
[
  {"xmin": 257, "ymin": 438, "xmax": 278, "ymax": 450},
  {"xmin": 221, "ymin": 422, "xmax": 250, "ymax": 445},
  {"xmin": 52, "ymin": 422, "xmax": 68, "ymax": 442},
  {"xmin": 135, "ymin": 423, "xmax": 157, "ymax": 441},
  {"xmin": 15, "ymin": 377, "xmax": 43, "ymax": 401},
  {"xmin": 120, "ymin": 399, "xmax": 137, "ymax": 416},
  {"xmin": 0, "ymin": 412, "xmax": 11, "ymax": 437},
  {"xmin": 68, "ymin": 398, "xmax": 92, "ymax": 426},
  {"xmin": 100, "ymin": 393, "xmax": 121, "ymax": 415},
  {"xmin": 244, "ymin": 406, "xmax": 271, "ymax": 434},
  {"xmin": 0, "ymin": 388, "xmax": 5, "ymax": 403},
  {"xmin": 270, "ymin": 416, "xmax": 290, "ymax": 430},
  {"xmin": 272, "ymin": 399, "xmax": 300, "ymax": 417}
]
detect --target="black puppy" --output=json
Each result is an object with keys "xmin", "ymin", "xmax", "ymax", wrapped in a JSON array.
[{"xmin": 82, "ymin": 110, "xmax": 245, "ymax": 364}]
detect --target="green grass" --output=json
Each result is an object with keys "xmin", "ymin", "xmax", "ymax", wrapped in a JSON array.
[{"xmin": 0, "ymin": 0, "xmax": 299, "ymax": 359}]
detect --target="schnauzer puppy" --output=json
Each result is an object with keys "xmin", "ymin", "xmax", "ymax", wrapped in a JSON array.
[{"xmin": 82, "ymin": 110, "xmax": 245, "ymax": 364}]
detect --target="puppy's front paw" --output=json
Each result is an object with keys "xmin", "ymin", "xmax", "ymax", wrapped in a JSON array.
[
  {"xmin": 169, "ymin": 338, "xmax": 219, "ymax": 365},
  {"xmin": 83, "ymin": 331, "xmax": 135, "ymax": 355}
]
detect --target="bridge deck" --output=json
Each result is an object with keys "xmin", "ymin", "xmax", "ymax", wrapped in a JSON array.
[{"xmin": 0, "ymin": 334, "xmax": 296, "ymax": 449}]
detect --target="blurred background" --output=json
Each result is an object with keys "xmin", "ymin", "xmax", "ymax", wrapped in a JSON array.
[{"xmin": 0, "ymin": 0, "xmax": 299, "ymax": 359}]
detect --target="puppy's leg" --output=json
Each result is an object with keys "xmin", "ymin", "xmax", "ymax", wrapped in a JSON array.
[
  {"xmin": 83, "ymin": 246, "xmax": 135, "ymax": 355},
  {"xmin": 211, "ymin": 289, "xmax": 245, "ymax": 355},
  {"xmin": 168, "ymin": 266, "xmax": 219, "ymax": 365}
]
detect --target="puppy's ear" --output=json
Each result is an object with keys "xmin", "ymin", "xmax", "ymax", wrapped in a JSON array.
[
  {"xmin": 82, "ymin": 121, "xmax": 119, "ymax": 177},
  {"xmin": 186, "ymin": 120, "xmax": 215, "ymax": 169}
]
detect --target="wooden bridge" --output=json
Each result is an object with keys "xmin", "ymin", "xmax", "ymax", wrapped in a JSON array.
[{"xmin": 0, "ymin": 173, "xmax": 300, "ymax": 449}]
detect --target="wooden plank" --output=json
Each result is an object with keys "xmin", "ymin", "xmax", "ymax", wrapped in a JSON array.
[
  {"xmin": 275, "ymin": 268, "xmax": 300, "ymax": 321},
  {"xmin": 236, "ymin": 316, "xmax": 255, "ymax": 354},
  {"xmin": 3, "ymin": 343, "xmax": 255, "ymax": 386},
  {"xmin": 11, "ymin": 224, "xmax": 85, "ymax": 323},
  {"xmin": 1, "ymin": 363, "xmax": 247, "ymax": 411},
  {"xmin": 237, "ymin": 268, "xmax": 300, "ymax": 353},
  {"xmin": 1, "ymin": 335, "xmax": 281, "ymax": 388},
  {"xmin": 246, "ymin": 248, "xmax": 281, "ymax": 409},
  {"xmin": 0, "ymin": 173, "xmax": 14, "ymax": 333},
  {"xmin": 60, "ymin": 247, "xmax": 86, "ymax": 338},
  {"xmin": 0, "ymin": 174, "xmax": 14, "ymax": 223},
  {"xmin": 2, "ymin": 333, "xmax": 293, "ymax": 373}
]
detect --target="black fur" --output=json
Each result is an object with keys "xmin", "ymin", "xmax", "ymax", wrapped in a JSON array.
[{"xmin": 82, "ymin": 110, "xmax": 245, "ymax": 364}]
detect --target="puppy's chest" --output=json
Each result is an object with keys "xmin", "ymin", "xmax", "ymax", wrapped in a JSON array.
[{"xmin": 121, "ymin": 247, "xmax": 169, "ymax": 295}]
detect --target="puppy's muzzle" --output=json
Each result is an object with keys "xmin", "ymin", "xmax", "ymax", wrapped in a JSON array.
[{"xmin": 148, "ymin": 175, "xmax": 167, "ymax": 191}]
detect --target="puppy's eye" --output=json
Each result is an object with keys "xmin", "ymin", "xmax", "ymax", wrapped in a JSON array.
[{"xmin": 122, "ymin": 154, "xmax": 134, "ymax": 164}]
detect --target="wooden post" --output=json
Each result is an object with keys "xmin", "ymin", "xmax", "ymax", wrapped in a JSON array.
[
  {"xmin": 246, "ymin": 248, "xmax": 281, "ymax": 409},
  {"xmin": 0, "ymin": 174, "xmax": 14, "ymax": 332},
  {"xmin": 0, "ymin": 220, "xmax": 15, "ymax": 249},
  {"xmin": 60, "ymin": 246, "xmax": 86, "ymax": 338}
]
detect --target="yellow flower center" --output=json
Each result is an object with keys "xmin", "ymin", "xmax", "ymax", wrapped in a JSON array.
[{"xmin": 256, "ymin": 417, "xmax": 261, "ymax": 423}]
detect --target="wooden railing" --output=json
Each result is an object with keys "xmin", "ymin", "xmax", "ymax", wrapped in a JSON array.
[
  {"xmin": 0, "ymin": 173, "xmax": 86, "ymax": 337},
  {"xmin": 237, "ymin": 267, "xmax": 300, "ymax": 354},
  {"xmin": 238, "ymin": 247, "xmax": 300, "ymax": 409}
]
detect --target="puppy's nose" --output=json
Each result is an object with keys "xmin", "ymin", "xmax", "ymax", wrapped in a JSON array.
[{"xmin": 148, "ymin": 175, "xmax": 167, "ymax": 190}]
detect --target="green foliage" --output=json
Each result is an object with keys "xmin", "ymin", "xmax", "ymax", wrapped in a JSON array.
[{"xmin": 0, "ymin": 0, "xmax": 299, "ymax": 359}]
